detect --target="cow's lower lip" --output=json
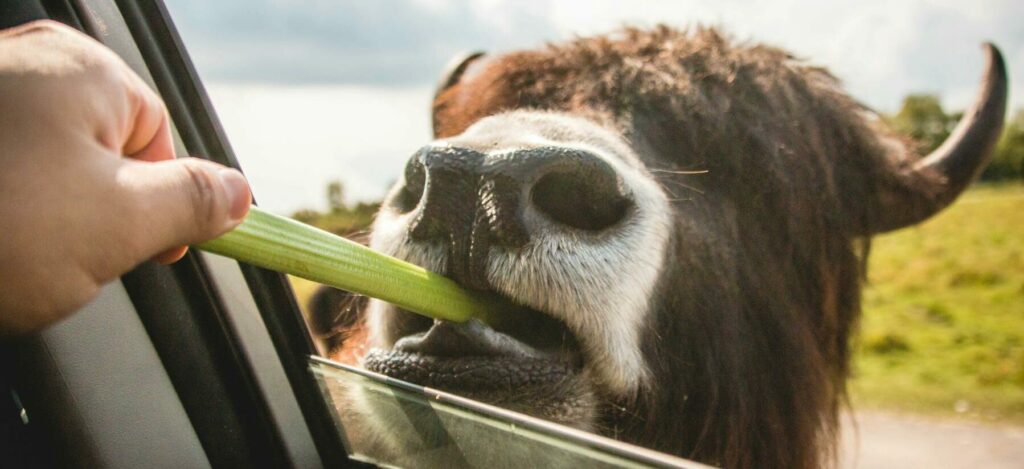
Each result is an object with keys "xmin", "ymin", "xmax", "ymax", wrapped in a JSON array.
[
  {"xmin": 364, "ymin": 315, "xmax": 582, "ymax": 394},
  {"xmin": 363, "ymin": 349, "xmax": 579, "ymax": 393}
]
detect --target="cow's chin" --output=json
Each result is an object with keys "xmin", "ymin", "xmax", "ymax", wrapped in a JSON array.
[{"xmin": 362, "ymin": 302, "xmax": 600, "ymax": 430}]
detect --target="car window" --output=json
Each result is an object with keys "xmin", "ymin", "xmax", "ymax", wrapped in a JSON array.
[{"xmin": 160, "ymin": 1, "xmax": 1024, "ymax": 468}]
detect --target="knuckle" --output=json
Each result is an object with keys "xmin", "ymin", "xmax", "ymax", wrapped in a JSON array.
[
  {"xmin": 22, "ymin": 19, "xmax": 66, "ymax": 35},
  {"xmin": 84, "ymin": 49, "xmax": 127, "ymax": 84},
  {"xmin": 180, "ymin": 160, "xmax": 220, "ymax": 229}
]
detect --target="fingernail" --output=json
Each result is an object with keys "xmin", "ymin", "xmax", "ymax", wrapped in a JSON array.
[{"xmin": 218, "ymin": 168, "xmax": 252, "ymax": 222}]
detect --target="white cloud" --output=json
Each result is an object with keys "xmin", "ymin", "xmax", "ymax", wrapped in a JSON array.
[
  {"xmin": 206, "ymin": 83, "xmax": 433, "ymax": 215},
  {"xmin": 179, "ymin": 1, "xmax": 1022, "ymax": 213},
  {"xmin": 535, "ymin": 0, "xmax": 1022, "ymax": 112},
  {"xmin": 167, "ymin": 0, "xmax": 1022, "ymax": 110}
]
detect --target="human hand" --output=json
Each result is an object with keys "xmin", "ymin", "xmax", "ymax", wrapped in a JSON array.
[{"xmin": 0, "ymin": 20, "xmax": 251, "ymax": 334}]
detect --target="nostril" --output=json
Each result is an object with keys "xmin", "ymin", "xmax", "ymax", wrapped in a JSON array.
[
  {"xmin": 393, "ymin": 156, "xmax": 426, "ymax": 213},
  {"xmin": 531, "ymin": 165, "xmax": 632, "ymax": 231}
]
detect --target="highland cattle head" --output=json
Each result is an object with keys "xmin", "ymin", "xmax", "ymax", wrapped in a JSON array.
[{"xmin": 318, "ymin": 27, "xmax": 1007, "ymax": 468}]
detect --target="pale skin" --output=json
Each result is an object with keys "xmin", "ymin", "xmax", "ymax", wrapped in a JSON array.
[{"xmin": 0, "ymin": 20, "xmax": 252, "ymax": 335}]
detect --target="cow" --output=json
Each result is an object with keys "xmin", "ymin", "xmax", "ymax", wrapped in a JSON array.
[{"xmin": 312, "ymin": 26, "xmax": 1007, "ymax": 468}]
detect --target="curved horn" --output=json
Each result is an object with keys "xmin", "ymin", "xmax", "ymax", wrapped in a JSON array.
[
  {"xmin": 871, "ymin": 43, "xmax": 1008, "ymax": 233},
  {"xmin": 435, "ymin": 51, "xmax": 486, "ymax": 93},
  {"xmin": 432, "ymin": 51, "xmax": 486, "ymax": 137}
]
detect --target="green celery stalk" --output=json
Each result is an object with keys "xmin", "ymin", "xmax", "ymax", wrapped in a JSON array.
[{"xmin": 196, "ymin": 205, "xmax": 514, "ymax": 326}]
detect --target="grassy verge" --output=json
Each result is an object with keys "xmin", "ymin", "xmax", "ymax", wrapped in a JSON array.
[{"xmin": 850, "ymin": 183, "xmax": 1024, "ymax": 423}]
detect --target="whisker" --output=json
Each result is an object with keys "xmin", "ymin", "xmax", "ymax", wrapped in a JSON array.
[
  {"xmin": 649, "ymin": 168, "xmax": 710, "ymax": 175},
  {"xmin": 660, "ymin": 184, "xmax": 682, "ymax": 200},
  {"xmin": 659, "ymin": 178, "xmax": 706, "ymax": 195}
]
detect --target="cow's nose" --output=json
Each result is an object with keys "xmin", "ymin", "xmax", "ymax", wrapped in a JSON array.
[
  {"xmin": 396, "ymin": 146, "xmax": 632, "ymax": 287},
  {"xmin": 521, "ymin": 147, "xmax": 632, "ymax": 232}
]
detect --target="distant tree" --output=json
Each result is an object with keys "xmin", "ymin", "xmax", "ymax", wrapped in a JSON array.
[
  {"xmin": 983, "ymin": 109, "xmax": 1024, "ymax": 181},
  {"xmin": 327, "ymin": 180, "xmax": 346, "ymax": 213},
  {"xmin": 288, "ymin": 180, "xmax": 381, "ymax": 238},
  {"xmin": 887, "ymin": 94, "xmax": 1021, "ymax": 181},
  {"xmin": 888, "ymin": 94, "xmax": 957, "ymax": 153},
  {"xmin": 292, "ymin": 209, "xmax": 321, "ymax": 224}
]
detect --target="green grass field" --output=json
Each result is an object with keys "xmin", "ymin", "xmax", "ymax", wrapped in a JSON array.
[
  {"xmin": 290, "ymin": 184, "xmax": 1024, "ymax": 423},
  {"xmin": 851, "ymin": 183, "xmax": 1024, "ymax": 423}
]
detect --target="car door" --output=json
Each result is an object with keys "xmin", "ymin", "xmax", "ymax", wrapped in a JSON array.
[{"xmin": 0, "ymin": 1, "xmax": 705, "ymax": 467}]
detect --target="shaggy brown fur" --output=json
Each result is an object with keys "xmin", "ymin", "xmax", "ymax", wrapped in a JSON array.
[
  {"xmin": 321, "ymin": 25, "xmax": 1002, "ymax": 468},
  {"xmin": 431, "ymin": 26, "xmax": 928, "ymax": 468}
]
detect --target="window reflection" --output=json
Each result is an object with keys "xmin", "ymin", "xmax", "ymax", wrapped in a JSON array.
[{"xmin": 310, "ymin": 357, "xmax": 705, "ymax": 468}]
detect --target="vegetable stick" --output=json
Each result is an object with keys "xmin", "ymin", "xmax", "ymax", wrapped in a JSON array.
[{"xmin": 197, "ymin": 206, "xmax": 517, "ymax": 326}]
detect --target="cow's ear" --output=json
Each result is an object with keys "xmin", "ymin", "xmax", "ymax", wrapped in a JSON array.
[{"xmin": 432, "ymin": 51, "xmax": 486, "ymax": 137}]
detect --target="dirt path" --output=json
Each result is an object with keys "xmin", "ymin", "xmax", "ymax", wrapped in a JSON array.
[{"xmin": 840, "ymin": 411, "xmax": 1024, "ymax": 468}]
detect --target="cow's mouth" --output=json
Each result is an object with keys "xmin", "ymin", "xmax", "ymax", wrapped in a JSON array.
[{"xmin": 363, "ymin": 293, "xmax": 585, "ymax": 404}]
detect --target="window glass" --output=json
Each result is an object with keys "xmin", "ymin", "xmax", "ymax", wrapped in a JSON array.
[
  {"xmin": 309, "ymin": 358, "xmax": 704, "ymax": 467},
  {"xmin": 163, "ymin": 1, "xmax": 1024, "ymax": 468}
]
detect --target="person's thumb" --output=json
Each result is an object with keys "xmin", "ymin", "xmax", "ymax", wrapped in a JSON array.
[{"xmin": 117, "ymin": 156, "xmax": 251, "ymax": 263}]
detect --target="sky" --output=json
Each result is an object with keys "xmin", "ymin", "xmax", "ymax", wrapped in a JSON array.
[{"xmin": 163, "ymin": 0, "xmax": 1023, "ymax": 215}]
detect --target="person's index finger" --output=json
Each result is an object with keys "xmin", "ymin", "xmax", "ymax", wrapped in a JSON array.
[
  {"xmin": 126, "ymin": 109, "xmax": 174, "ymax": 162},
  {"xmin": 123, "ymin": 79, "xmax": 173, "ymax": 161}
]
